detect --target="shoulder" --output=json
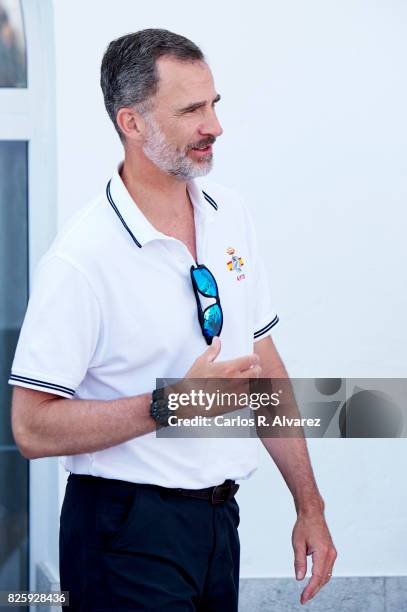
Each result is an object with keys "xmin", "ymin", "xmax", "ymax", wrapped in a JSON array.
[{"xmin": 42, "ymin": 189, "xmax": 114, "ymax": 266}]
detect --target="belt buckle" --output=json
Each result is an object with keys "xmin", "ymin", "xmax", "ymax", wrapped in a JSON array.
[{"xmin": 211, "ymin": 480, "xmax": 233, "ymax": 505}]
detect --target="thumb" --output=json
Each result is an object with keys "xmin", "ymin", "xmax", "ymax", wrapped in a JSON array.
[
  {"xmin": 294, "ymin": 546, "xmax": 307, "ymax": 581},
  {"xmin": 205, "ymin": 336, "xmax": 221, "ymax": 362}
]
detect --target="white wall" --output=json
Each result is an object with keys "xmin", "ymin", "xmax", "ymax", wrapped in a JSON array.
[{"xmin": 52, "ymin": 0, "xmax": 407, "ymax": 577}]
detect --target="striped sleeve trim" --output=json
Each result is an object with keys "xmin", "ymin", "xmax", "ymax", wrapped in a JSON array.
[
  {"xmin": 254, "ymin": 314, "xmax": 279, "ymax": 340},
  {"xmin": 8, "ymin": 374, "xmax": 75, "ymax": 397}
]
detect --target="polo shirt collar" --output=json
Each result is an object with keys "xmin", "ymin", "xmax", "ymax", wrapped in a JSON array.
[{"xmin": 106, "ymin": 162, "xmax": 217, "ymax": 248}]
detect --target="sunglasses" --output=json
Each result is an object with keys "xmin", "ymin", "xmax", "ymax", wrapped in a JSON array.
[{"xmin": 190, "ymin": 264, "xmax": 223, "ymax": 345}]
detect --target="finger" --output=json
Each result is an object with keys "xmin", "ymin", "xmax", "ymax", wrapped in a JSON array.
[
  {"xmin": 300, "ymin": 572, "xmax": 324, "ymax": 604},
  {"xmin": 240, "ymin": 365, "xmax": 262, "ymax": 378},
  {"xmin": 317, "ymin": 546, "xmax": 337, "ymax": 588},
  {"xmin": 320, "ymin": 548, "xmax": 337, "ymax": 586},
  {"xmin": 305, "ymin": 570, "xmax": 333, "ymax": 603},
  {"xmin": 293, "ymin": 545, "xmax": 307, "ymax": 581},
  {"xmin": 222, "ymin": 353, "xmax": 260, "ymax": 373},
  {"xmin": 300, "ymin": 548, "xmax": 330, "ymax": 604}
]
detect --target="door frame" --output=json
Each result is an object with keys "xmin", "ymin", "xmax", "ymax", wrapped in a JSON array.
[{"xmin": 0, "ymin": 0, "xmax": 59, "ymax": 594}]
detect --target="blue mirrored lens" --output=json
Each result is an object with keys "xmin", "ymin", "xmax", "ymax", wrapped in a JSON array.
[
  {"xmin": 203, "ymin": 304, "xmax": 222, "ymax": 337},
  {"xmin": 193, "ymin": 268, "xmax": 218, "ymax": 297}
]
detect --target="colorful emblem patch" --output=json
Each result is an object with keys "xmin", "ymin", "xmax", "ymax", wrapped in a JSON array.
[{"xmin": 226, "ymin": 247, "xmax": 246, "ymax": 281}]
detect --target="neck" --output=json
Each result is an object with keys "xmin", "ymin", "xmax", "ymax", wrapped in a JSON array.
[{"xmin": 120, "ymin": 149, "xmax": 190, "ymax": 222}]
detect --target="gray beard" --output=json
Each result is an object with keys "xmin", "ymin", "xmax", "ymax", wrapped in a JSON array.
[{"xmin": 142, "ymin": 114, "xmax": 213, "ymax": 180}]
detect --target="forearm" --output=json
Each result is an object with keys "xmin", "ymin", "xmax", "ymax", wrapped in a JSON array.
[
  {"xmin": 254, "ymin": 337, "xmax": 324, "ymax": 515},
  {"xmin": 259, "ymin": 377, "xmax": 324, "ymax": 515},
  {"xmin": 13, "ymin": 388, "xmax": 155, "ymax": 459},
  {"xmin": 261, "ymin": 436, "xmax": 324, "ymax": 515}
]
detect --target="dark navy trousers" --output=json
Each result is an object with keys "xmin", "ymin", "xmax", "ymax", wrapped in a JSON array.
[{"xmin": 59, "ymin": 473, "xmax": 240, "ymax": 611}]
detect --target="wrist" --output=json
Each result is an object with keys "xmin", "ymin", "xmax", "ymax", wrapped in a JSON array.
[
  {"xmin": 150, "ymin": 388, "xmax": 172, "ymax": 427},
  {"xmin": 296, "ymin": 494, "xmax": 325, "ymax": 517}
]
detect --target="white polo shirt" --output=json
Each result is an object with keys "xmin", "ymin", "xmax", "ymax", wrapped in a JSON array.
[{"xmin": 8, "ymin": 163, "xmax": 279, "ymax": 488}]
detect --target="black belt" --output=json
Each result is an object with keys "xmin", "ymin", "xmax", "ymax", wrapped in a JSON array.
[
  {"xmin": 70, "ymin": 474, "xmax": 239, "ymax": 505},
  {"xmin": 129, "ymin": 478, "xmax": 239, "ymax": 505},
  {"xmin": 174, "ymin": 479, "xmax": 239, "ymax": 505}
]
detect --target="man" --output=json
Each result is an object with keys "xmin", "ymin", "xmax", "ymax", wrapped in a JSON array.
[{"xmin": 9, "ymin": 29, "xmax": 336, "ymax": 611}]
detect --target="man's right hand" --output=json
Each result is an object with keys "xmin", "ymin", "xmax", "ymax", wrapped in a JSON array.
[
  {"xmin": 167, "ymin": 336, "xmax": 262, "ymax": 419},
  {"xmin": 184, "ymin": 336, "xmax": 261, "ymax": 380}
]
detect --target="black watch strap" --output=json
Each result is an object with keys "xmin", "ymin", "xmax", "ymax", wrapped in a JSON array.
[{"xmin": 150, "ymin": 388, "xmax": 171, "ymax": 427}]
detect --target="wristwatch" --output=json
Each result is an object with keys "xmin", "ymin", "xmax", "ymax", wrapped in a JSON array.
[{"xmin": 149, "ymin": 387, "xmax": 171, "ymax": 427}]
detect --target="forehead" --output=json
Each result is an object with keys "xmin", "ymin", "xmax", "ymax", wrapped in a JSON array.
[{"xmin": 154, "ymin": 57, "xmax": 216, "ymax": 105}]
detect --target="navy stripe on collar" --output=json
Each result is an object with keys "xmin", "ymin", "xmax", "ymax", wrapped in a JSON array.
[
  {"xmin": 202, "ymin": 190, "xmax": 218, "ymax": 210},
  {"xmin": 106, "ymin": 180, "xmax": 143, "ymax": 248}
]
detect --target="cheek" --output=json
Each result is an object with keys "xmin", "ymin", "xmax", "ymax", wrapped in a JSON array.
[
  {"xmin": 166, "ymin": 126, "xmax": 188, "ymax": 150},
  {"xmin": 165, "ymin": 118, "xmax": 201, "ymax": 151},
  {"xmin": 176, "ymin": 118, "xmax": 201, "ymax": 143}
]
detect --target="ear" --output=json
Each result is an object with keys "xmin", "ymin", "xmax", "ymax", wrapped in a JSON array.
[{"xmin": 116, "ymin": 107, "xmax": 146, "ymax": 142}]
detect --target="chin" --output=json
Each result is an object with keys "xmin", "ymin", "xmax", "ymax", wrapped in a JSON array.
[
  {"xmin": 170, "ymin": 157, "xmax": 213, "ymax": 180},
  {"xmin": 198, "ymin": 155, "xmax": 213, "ymax": 164},
  {"xmin": 193, "ymin": 161, "xmax": 213, "ymax": 178}
]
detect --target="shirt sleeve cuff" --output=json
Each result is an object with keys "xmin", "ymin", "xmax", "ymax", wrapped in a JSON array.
[
  {"xmin": 253, "ymin": 314, "xmax": 279, "ymax": 342},
  {"xmin": 8, "ymin": 372, "xmax": 76, "ymax": 399}
]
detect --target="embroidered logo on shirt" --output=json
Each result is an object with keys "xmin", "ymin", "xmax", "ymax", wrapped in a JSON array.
[{"xmin": 226, "ymin": 247, "xmax": 246, "ymax": 281}]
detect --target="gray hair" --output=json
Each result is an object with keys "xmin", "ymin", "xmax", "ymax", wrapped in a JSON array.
[{"xmin": 100, "ymin": 28, "xmax": 205, "ymax": 142}]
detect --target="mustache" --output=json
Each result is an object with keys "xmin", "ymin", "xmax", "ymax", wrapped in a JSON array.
[{"xmin": 186, "ymin": 136, "xmax": 216, "ymax": 151}]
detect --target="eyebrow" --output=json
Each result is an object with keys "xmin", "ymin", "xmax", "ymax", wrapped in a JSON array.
[{"xmin": 176, "ymin": 93, "xmax": 221, "ymax": 114}]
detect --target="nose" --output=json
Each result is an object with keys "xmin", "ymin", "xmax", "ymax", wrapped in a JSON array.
[
  {"xmin": 212, "ymin": 116, "xmax": 224, "ymax": 138},
  {"xmin": 200, "ymin": 109, "xmax": 223, "ymax": 139}
]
